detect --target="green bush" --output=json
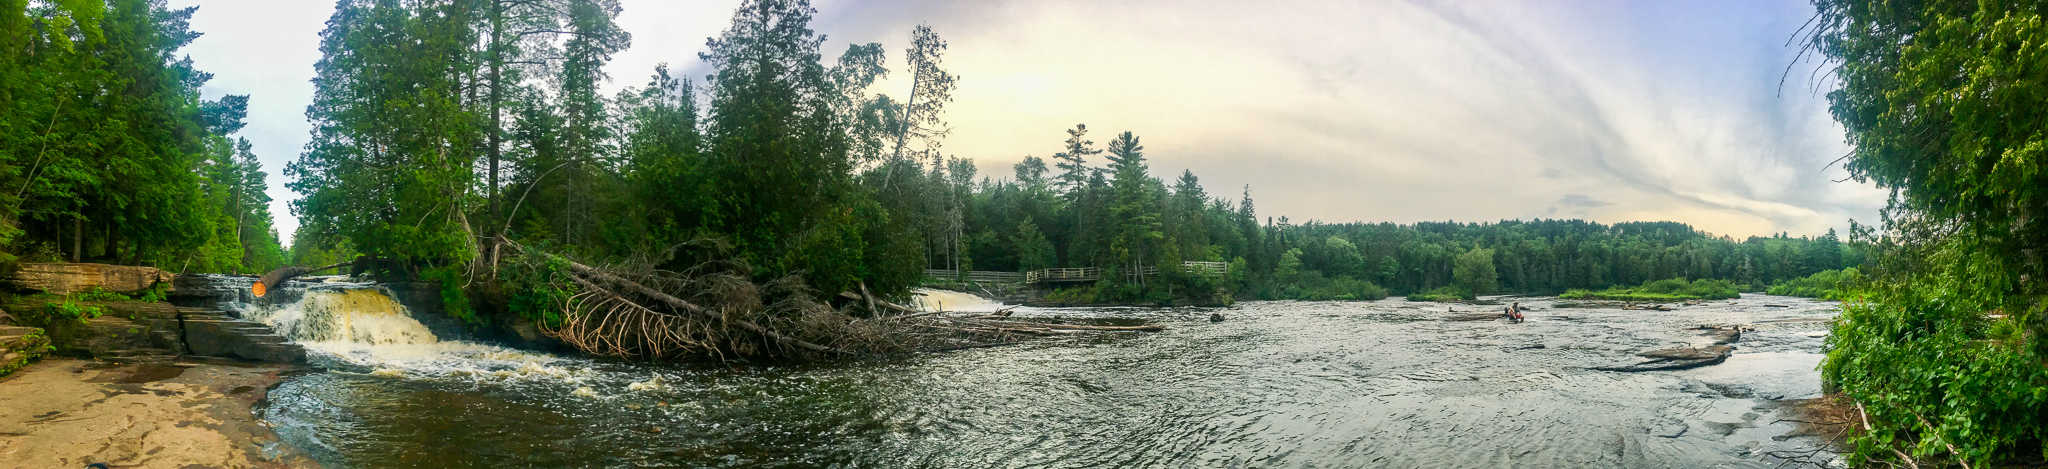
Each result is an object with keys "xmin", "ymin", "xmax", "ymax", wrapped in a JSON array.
[
  {"xmin": 1824, "ymin": 275, "xmax": 2046, "ymax": 466},
  {"xmin": 1273, "ymin": 271, "xmax": 1389, "ymax": 301},
  {"xmin": 1040, "ymin": 285, "xmax": 1100, "ymax": 305},
  {"xmin": 1407, "ymin": 286, "xmax": 1473, "ymax": 302},
  {"xmin": 1559, "ymin": 278, "xmax": 1738, "ymax": 301},
  {"xmin": 0, "ymin": 328, "xmax": 51, "ymax": 376},
  {"xmin": 33, "ymin": 299, "xmax": 106, "ymax": 325},
  {"xmin": 72, "ymin": 287, "xmax": 131, "ymax": 302},
  {"xmin": 1766, "ymin": 268, "xmax": 1863, "ymax": 300}
]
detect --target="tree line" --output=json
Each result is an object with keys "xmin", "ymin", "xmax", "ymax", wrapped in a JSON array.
[
  {"xmin": 924, "ymin": 137, "xmax": 1868, "ymax": 302},
  {"xmin": 1, "ymin": 0, "xmax": 286, "ymax": 275}
]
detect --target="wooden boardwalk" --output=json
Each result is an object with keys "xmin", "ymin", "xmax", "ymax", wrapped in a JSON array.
[{"xmin": 926, "ymin": 261, "xmax": 1228, "ymax": 286}]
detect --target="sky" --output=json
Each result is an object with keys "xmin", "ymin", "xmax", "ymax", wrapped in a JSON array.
[{"xmin": 171, "ymin": 0, "xmax": 1882, "ymax": 246}]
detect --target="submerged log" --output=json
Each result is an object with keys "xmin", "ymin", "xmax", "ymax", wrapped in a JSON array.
[
  {"xmin": 1443, "ymin": 312, "xmax": 1503, "ymax": 322},
  {"xmin": 252, "ymin": 261, "xmax": 353, "ymax": 298},
  {"xmin": 1598, "ymin": 345, "xmax": 1733, "ymax": 372},
  {"xmin": 1637, "ymin": 344, "xmax": 1734, "ymax": 360}
]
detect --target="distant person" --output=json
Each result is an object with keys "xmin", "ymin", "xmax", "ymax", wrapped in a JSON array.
[{"xmin": 1504, "ymin": 302, "xmax": 1524, "ymax": 323}]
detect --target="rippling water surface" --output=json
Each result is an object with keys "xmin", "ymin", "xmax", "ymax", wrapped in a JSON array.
[{"xmin": 260, "ymin": 295, "xmax": 1840, "ymax": 468}]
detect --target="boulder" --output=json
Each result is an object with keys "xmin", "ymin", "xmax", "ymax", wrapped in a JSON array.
[
  {"xmin": 1209, "ymin": 312, "xmax": 1226, "ymax": 323},
  {"xmin": 40, "ymin": 315, "xmax": 178, "ymax": 359},
  {"xmin": 1637, "ymin": 344, "xmax": 1733, "ymax": 360},
  {"xmin": 1693, "ymin": 325, "xmax": 1744, "ymax": 345},
  {"xmin": 1597, "ymin": 345, "xmax": 1734, "ymax": 372},
  {"xmin": 6, "ymin": 263, "xmax": 172, "ymax": 295}
]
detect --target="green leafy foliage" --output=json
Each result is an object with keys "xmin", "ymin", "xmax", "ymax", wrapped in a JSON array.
[
  {"xmin": 1559, "ymin": 278, "xmax": 1739, "ymax": 302},
  {"xmin": 1766, "ymin": 268, "xmax": 1863, "ymax": 300},
  {"xmin": 1406, "ymin": 286, "xmax": 1473, "ymax": 303},
  {"xmin": 1804, "ymin": 0, "xmax": 2048, "ymax": 464},
  {"xmin": 0, "ymin": 328, "xmax": 52, "ymax": 377},
  {"xmin": 36, "ymin": 299, "xmax": 105, "ymax": 325},
  {"xmin": 502, "ymin": 254, "xmax": 576, "ymax": 328},
  {"xmin": 0, "ymin": 0, "xmax": 285, "ymax": 273}
]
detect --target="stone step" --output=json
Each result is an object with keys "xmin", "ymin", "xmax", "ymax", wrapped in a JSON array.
[
  {"xmin": 0, "ymin": 326, "xmax": 45, "ymax": 349},
  {"xmin": 182, "ymin": 313, "xmax": 235, "ymax": 322},
  {"xmin": 0, "ymin": 325, "xmax": 39, "ymax": 337}
]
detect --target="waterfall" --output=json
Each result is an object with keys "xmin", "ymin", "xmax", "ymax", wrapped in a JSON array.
[
  {"xmin": 244, "ymin": 288, "xmax": 438, "ymax": 345},
  {"xmin": 225, "ymin": 282, "xmax": 583, "ymax": 382},
  {"xmin": 911, "ymin": 288, "xmax": 1007, "ymax": 312}
]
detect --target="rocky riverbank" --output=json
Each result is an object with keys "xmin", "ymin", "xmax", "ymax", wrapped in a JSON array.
[{"xmin": 0, "ymin": 358, "xmax": 308, "ymax": 467}]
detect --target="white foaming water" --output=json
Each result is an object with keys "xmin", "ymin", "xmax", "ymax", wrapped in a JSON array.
[
  {"xmin": 247, "ymin": 288, "xmax": 437, "ymax": 345},
  {"xmin": 910, "ymin": 288, "xmax": 1006, "ymax": 312},
  {"xmin": 245, "ymin": 286, "xmax": 590, "ymax": 384}
]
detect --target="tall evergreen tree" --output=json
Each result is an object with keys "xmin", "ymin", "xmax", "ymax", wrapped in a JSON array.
[{"xmin": 1051, "ymin": 124, "xmax": 1099, "ymax": 200}]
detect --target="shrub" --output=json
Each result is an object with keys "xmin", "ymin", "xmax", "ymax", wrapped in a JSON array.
[
  {"xmin": 1766, "ymin": 268, "xmax": 1863, "ymax": 300},
  {"xmin": 31, "ymin": 299, "xmax": 106, "ymax": 326},
  {"xmin": 1559, "ymin": 278, "xmax": 1738, "ymax": 301},
  {"xmin": 1407, "ymin": 286, "xmax": 1473, "ymax": 302}
]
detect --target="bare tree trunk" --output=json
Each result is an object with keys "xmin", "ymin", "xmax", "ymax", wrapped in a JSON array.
[
  {"xmin": 101, "ymin": 218, "xmax": 113, "ymax": 261},
  {"xmin": 486, "ymin": 0, "xmax": 504, "ymax": 241},
  {"xmin": 71, "ymin": 215, "xmax": 82, "ymax": 263}
]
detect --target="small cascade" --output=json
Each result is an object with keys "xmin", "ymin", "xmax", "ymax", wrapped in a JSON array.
[
  {"xmin": 244, "ymin": 288, "xmax": 438, "ymax": 345},
  {"xmin": 911, "ymin": 288, "xmax": 1007, "ymax": 312},
  {"xmin": 214, "ymin": 280, "xmax": 586, "ymax": 382}
]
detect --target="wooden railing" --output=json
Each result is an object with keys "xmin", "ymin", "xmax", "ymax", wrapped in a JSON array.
[
  {"xmin": 1025, "ymin": 267, "xmax": 1100, "ymax": 284},
  {"xmin": 922, "ymin": 269, "xmax": 1026, "ymax": 284},
  {"xmin": 1183, "ymin": 261, "xmax": 1228, "ymax": 277}
]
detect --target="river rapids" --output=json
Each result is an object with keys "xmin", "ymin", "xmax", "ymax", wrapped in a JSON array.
[{"xmin": 236, "ymin": 285, "xmax": 1840, "ymax": 467}]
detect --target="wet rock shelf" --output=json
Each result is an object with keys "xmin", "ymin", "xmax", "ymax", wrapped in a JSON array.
[{"xmin": 0, "ymin": 298, "xmax": 303, "ymax": 365}]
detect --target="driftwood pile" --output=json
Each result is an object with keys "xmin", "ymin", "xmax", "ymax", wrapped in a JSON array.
[{"xmin": 500, "ymin": 237, "xmax": 1164, "ymax": 361}]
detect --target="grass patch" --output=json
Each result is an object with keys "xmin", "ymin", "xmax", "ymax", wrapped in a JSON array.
[
  {"xmin": 1559, "ymin": 278, "xmax": 1739, "ymax": 302},
  {"xmin": 1766, "ymin": 268, "xmax": 1863, "ymax": 300},
  {"xmin": 1406, "ymin": 286, "xmax": 1474, "ymax": 302}
]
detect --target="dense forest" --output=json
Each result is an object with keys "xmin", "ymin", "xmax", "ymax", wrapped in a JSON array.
[{"xmin": 0, "ymin": 0, "xmax": 287, "ymax": 275}]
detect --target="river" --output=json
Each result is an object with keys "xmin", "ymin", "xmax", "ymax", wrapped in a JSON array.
[{"xmin": 244, "ymin": 288, "xmax": 1839, "ymax": 467}]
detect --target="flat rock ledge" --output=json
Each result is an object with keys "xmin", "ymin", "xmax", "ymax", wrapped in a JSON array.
[
  {"xmin": 6, "ymin": 262, "xmax": 173, "ymax": 295},
  {"xmin": 1, "ymin": 299, "xmax": 302, "ymax": 365}
]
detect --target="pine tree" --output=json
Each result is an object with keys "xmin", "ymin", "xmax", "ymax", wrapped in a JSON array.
[{"xmin": 1051, "ymin": 124, "xmax": 1099, "ymax": 200}]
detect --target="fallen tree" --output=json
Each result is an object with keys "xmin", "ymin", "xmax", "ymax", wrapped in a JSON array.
[
  {"xmin": 253, "ymin": 261, "xmax": 354, "ymax": 298},
  {"xmin": 493, "ymin": 237, "xmax": 1165, "ymax": 361}
]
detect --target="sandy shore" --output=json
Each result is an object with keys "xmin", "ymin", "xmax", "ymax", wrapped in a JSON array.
[{"xmin": 0, "ymin": 358, "xmax": 309, "ymax": 468}]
